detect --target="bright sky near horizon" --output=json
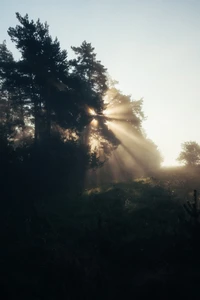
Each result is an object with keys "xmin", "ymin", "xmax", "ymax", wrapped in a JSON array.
[{"xmin": 1, "ymin": 0, "xmax": 200, "ymax": 166}]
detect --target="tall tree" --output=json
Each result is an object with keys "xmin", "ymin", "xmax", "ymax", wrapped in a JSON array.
[
  {"xmin": 70, "ymin": 41, "xmax": 108, "ymax": 113},
  {"xmin": 7, "ymin": 13, "xmax": 69, "ymax": 142},
  {"xmin": 70, "ymin": 41, "xmax": 121, "ymax": 160},
  {"xmin": 0, "ymin": 41, "xmax": 24, "ymax": 143}
]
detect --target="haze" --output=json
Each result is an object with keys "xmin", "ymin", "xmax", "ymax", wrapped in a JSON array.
[{"xmin": 1, "ymin": 0, "xmax": 200, "ymax": 166}]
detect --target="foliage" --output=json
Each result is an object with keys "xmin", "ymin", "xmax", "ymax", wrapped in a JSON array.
[
  {"xmin": 105, "ymin": 81, "xmax": 146, "ymax": 131},
  {"xmin": 0, "ymin": 13, "xmax": 179, "ymax": 300},
  {"xmin": 177, "ymin": 141, "xmax": 200, "ymax": 166},
  {"xmin": 0, "ymin": 13, "xmax": 163, "ymax": 189},
  {"xmin": 70, "ymin": 41, "xmax": 108, "ymax": 104},
  {"xmin": 2, "ymin": 175, "xmax": 200, "ymax": 299}
]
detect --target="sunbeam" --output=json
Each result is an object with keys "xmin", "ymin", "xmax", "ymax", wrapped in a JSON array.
[
  {"xmin": 84, "ymin": 87, "xmax": 161, "ymax": 188},
  {"xmin": 91, "ymin": 118, "xmax": 98, "ymax": 127},
  {"xmin": 107, "ymin": 121, "xmax": 141, "ymax": 143},
  {"xmin": 103, "ymin": 105, "xmax": 131, "ymax": 117},
  {"xmin": 88, "ymin": 108, "xmax": 96, "ymax": 116}
]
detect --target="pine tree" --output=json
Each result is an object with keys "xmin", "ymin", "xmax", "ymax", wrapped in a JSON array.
[
  {"xmin": 71, "ymin": 41, "xmax": 108, "ymax": 113},
  {"xmin": 7, "ymin": 13, "xmax": 69, "ymax": 142}
]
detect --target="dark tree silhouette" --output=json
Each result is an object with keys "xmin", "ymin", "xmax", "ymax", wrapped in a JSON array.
[
  {"xmin": 7, "ymin": 13, "xmax": 69, "ymax": 142},
  {"xmin": 1, "ymin": 12, "xmax": 188, "ymax": 300}
]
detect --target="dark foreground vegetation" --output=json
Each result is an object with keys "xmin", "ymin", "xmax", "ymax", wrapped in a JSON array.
[
  {"xmin": 1, "ymin": 12, "xmax": 200, "ymax": 300},
  {"xmin": 1, "ymin": 166, "xmax": 200, "ymax": 299}
]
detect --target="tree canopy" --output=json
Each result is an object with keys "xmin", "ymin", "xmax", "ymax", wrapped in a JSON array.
[
  {"xmin": 177, "ymin": 141, "xmax": 200, "ymax": 167},
  {"xmin": 0, "ymin": 12, "xmax": 162, "ymax": 192}
]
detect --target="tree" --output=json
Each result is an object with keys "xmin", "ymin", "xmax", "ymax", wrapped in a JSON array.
[
  {"xmin": 1, "ymin": 13, "xmax": 114, "ymax": 193},
  {"xmin": 7, "ymin": 13, "xmax": 69, "ymax": 142},
  {"xmin": 104, "ymin": 80, "xmax": 146, "ymax": 131},
  {"xmin": 85, "ymin": 81, "xmax": 162, "ymax": 186},
  {"xmin": 1, "ymin": 12, "xmax": 162, "ymax": 191},
  {"xmin": 70, "ymin": 41, "xmax": 120, "ymax": 160},
  {"xmin": 70, "ymin": 41, "xmax": 108, "ymax": 111},
  {"xmin": 177, "ymin": 141, "xmax": 200, "ymax": 166},
  {"xmin": 6, "ymin": 16, "xmax": 111, "ymax": 146},
  {"xmin": 0, "ymin": 41, "xmax": 35, "ymax": 145}
]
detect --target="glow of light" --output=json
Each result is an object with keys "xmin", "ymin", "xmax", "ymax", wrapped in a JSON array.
[
  {"xmin": 104, "ymin": 120, "xmax": 112, "ymax": 130},
  {"xmin": 109, "ymin": 121, "xmax": 160, "ymax": 157},
  {"xmin": 90, "ymin": 136, "xmax": 99, "ymax": 151},
  {"xmin": 103, "ymin": 110, "xmax": 109, "ymax": 116},
  {"xmin": 89, "ymin": 108, "xmax": 96, "ymax": 116},
  {"xmin": 109, "ymin": 121, "xmax": 154, "ymax": 157},
  {"xmin": 103, "ymin": 105, "xmax": 131, "ymax": 120},
  {"xmin": 91, "ymin": 118, "xmax": 98, "ymax": 127},
  {"xmin": 106, "ymin": 121, "xmax": 140, "ymax": 143}
]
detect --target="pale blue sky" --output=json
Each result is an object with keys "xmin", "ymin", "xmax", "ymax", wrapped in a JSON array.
[{"xmin": 1, "ymin": 0, "xmax": 200, "ymax": 165}]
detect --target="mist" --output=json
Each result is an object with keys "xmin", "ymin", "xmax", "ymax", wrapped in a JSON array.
[{"xmin": 1, "ymin": 6, "xmax": 200, "ymax": 300}]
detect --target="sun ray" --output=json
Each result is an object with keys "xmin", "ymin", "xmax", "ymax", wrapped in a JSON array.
[
  {"xmin": 88, "ymin": 108, "xmax": 96, "ymax": 116},
  {"xmin": 91, "ymin": 118, "xmax": 98, "ymax": 127},
  {"xmin": 107, "ymin": 121, "xmax": 141, "ymax": 143},
  {"xmin": 84, "ymin": 96, "xmax": 161, "ymax": 187},
  {"xmin": 103, "ymin": 104, "xmax": 132, "ymax": 117},
  {"xmin": 107, "ymin": 121, "xmax": 158, "ymax": 155}
]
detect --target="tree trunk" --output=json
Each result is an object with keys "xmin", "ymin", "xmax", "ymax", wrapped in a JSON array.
[
  {"xmin": 45, "ymin": 85, "xmax": 51, "ymax": 140},
  {"xmin": 34, "ymin": 100, "xmax": 40, "ymax": 143}
]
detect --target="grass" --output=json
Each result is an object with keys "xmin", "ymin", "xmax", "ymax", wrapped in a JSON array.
[{"xmin": 2, "ymin": 166, "xmax": 200, "ymax": 299}]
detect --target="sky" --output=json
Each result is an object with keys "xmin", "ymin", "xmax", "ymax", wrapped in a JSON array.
[{"xmin": 1, "ymin": 0, "xmax": 200, "ymax": 166}]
